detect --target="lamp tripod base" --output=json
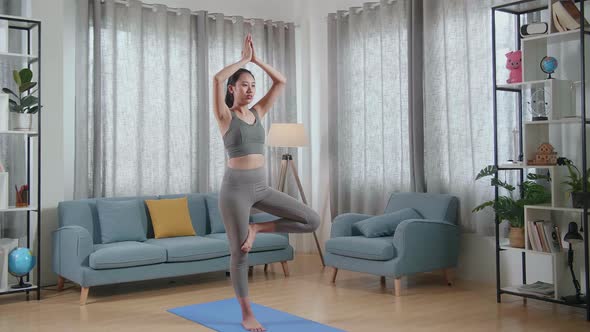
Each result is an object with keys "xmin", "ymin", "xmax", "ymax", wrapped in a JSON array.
[
  {"xmin": 562, "ymin": 294, "xmax": 587, "ymax": 305},
  {"xmin": 278, "ymin": 153, "xmax": 325, "ymax": 267}
]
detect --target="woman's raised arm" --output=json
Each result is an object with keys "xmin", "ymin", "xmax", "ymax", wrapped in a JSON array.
[{"xmin": 212, "ymin": 34, "xmax": 253, "ymax": 122}]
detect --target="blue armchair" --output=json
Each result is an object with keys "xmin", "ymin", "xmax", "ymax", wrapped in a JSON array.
[{"xmin": 324, "ymin": 192, "xmax": 460, "ymax": 296}]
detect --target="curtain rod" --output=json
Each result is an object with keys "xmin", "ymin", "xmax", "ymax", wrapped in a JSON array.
[
  {"xmin": 107, "ymin": 0, "xmax": 297, "ymax": 28},
  {"xmin": 335, "ymin": 0, "xmax": 396, "ymax": 17}
]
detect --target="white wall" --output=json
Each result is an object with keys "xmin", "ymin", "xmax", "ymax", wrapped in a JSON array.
[
  {"xmin": 28, "ymin": 0, "xmax": 76, "ymax": 286},
  {"xmin": 142, "ymin": 0, "xmax": 296, "ymax": 21}
]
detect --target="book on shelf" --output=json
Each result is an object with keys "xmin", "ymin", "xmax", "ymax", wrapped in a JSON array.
[
  {"xmin": 527, "ymin": 220, "xmax": 562, "ymax": 253},
  {"xmin": 516, "ymin": 281, "xmax": 554, "ymax": 296},
  {"xmin": 527, "ymin": 220, "xmax": 543, "ymax": 251},
  {"xmin": 543, "ymin": 222, "xmax": 562, "ymax": 253},
  {"xmin": 552, "ymin": 0, "xmax": 590, "ymax": 31}
]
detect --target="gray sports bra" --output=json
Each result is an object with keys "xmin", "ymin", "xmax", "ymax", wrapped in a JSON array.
[{"xmin": 223, "ymin": 108, "xmax": 265, "ymax": 158}]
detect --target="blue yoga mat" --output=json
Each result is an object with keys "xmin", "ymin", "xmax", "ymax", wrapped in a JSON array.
[{"xmin": 168, "ymin": 298, "xmax": 346, "ymax": 332}]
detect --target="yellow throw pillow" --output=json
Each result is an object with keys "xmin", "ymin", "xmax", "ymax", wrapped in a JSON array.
[{"xmin": 145, "ymin": 197, "xmax": 196, "ymax": 239}]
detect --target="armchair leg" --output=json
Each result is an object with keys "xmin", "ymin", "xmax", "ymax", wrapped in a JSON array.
[
  {"xmin": 331, "ymin": 268, "xmax": 338, "ymax": 283},
  {"xmin": 57, "ymin": 275, "xmax": 65, "ymax": 291},
  {"xmin": 264, "ymin": 264, "xmax": 268, "ymax": 272},
  {"xmin": 380, "ymin": 276, "xmax": 386, "ymax": 286},
  {"xmin": 394, "ymin": 277, "xmax": 402, "ymax": 297},
  {"xmin": 80, "ymin": 287, "xmax": 89, "ymax": 306},
  {"xmin": 444, "ymin": 268, "xmax": 454, "ymax": 286},
  {"xmin": 280, "ymin": 261, "xmax": 290, "ymax": 277}
]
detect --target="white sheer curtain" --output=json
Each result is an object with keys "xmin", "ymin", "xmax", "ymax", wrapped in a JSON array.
[
  {"xmin": 75, "ymin": 0, "xmax": 297, "ymax": 198},
  {"xmin": 423, "ymin": 0, "xmax": 518, "ymax": 233},
  {"xmin": 327, "ymin": 0, "xmax": 413, "ymax": 217}
]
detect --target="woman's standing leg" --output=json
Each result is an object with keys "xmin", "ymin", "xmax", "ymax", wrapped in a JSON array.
[
  {"xmin": 219, "ymin": 181, "xmax": 265, "ymax": 331},
  {"xmin": 219, "ymin": 184, "xmax": 252, "ymax": 297}
]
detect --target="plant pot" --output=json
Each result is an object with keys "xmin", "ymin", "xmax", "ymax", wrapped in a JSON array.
[
  {"xmin": 509, "ymin": 227, "xmax": 525, "ymax": 248},
  {"xmin": 10, "ymin": 112, "xmax": 32, "ymax": 131},
  {"xmin": 571, "ymin": 192, "xmax": 590, "ymax": 209}
]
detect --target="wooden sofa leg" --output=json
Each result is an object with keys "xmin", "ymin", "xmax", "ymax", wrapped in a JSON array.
[
  {"xmin": 380, "ymin": 276, "xmax": 386, "ymax": 286},
  {"xmin": 80, "ymin": 287, "xmax": 89, "ymax": 306},
  {"xmin": 280, "ymin": 261, "xmax": 290, "ymax": 277},
  {"xmin": 331, "ymin": 268, "xmax": 338, "ymax": 283},
  {"xmin": 264, "ymin": 264, "xmax": 268, "ymax": 272},
  {"xmin": 394, "ymin": 278, "xmax": 402, "ymax": 297},
  {"xmin": 248, "ymin": 266, "xmax": 253, "ymax": 276},
  {"xmin": 57, "ymin": 275, "xmax": 65, "ymax": 291},
  {"xmin": 444, "ymin": 268, "xmax": 454, "ymax": 286}
]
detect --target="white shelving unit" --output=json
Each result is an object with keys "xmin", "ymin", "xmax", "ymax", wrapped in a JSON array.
[
  {"xmin": 492, "ymin": 0, "xmax": 590, "ymax": 318},
  {"xmin": 0, "ymin": 14, "xmax": 41, "ymax": 300}
]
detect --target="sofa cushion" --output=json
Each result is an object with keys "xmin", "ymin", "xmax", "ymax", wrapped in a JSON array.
[
  {"xmin": 96, "ymin": 199, "xmax": 147, "ymax": 244},
  {"xmin": 325, "ymin": 236, "xmax": 396, "ymax": 261},
  {"xmin": 90, "ymin": 241, "xmax": 166, "ymax": 269},
  {"xmin": 146, "ymin": 236, "xmax": 229, "ymax": 262},
  {"xmin": 145, "ymin": 197, "xmax": 196, "ymax": 239},
  {"xmin": 158, "ymin": 194, "xmax": 208, "ymax": 236},
  {"xmin": 353, "ymin": 208, "xmax": 423, "ymax": 238},
  {"xmin": 206, "ymin": 233, "xmax": 289, "ymax": 252}
]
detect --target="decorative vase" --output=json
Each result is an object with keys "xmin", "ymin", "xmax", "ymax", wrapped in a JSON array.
[
  {"xmin": 571, "ymin": 192, "xmax": 590, "ymax": 209},
  {"xmin": 509, "ymin": 227, "xmax": 525, "ymax": 248},
  {"xmin": 9, "ymin": 113, "xmax": 32, "ymax": 131}
]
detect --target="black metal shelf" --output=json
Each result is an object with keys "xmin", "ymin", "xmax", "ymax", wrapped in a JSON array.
[
  {"xmin": 491, "ymin": 0, "xmax": 590, "ymax": 321},
  {"xmin": 0, "ymin": 14, "xmax": 42, "ymax": 302}
]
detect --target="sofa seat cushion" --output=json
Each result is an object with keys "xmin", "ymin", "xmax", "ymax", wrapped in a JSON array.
[
  {"xmin": 146, "ymin": 236, "xmax": 229, "ymax": 262},
  {"xmin": 206, "ymin": 233, "xmax": 289, "ymax": 252},
  {"xmin": 325, "ymin": 236, "xmax": 396, "ymax": 261},
  {"xmin": 90, "ymin": 241, "xmax": 166, "ymax": 270}
]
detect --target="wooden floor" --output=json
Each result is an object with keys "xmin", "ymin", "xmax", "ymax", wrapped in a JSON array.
[{"xmin": 0, "ymin": 254, "xmax": 588, "ymax": 331}]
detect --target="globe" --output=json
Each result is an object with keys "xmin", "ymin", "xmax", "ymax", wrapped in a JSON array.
[
  {"xmin": 540, "ymin": 56, "xmax": 558, "ymax": 79},
  {"xmin": 8, "ymin": 247, "xmax": 36, "ymax": 289}
]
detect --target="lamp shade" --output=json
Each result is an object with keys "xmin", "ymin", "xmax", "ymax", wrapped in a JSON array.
[
  {"xmin": 267, "ymin": 123, "xmax": 309, "ymax": 147},
  {"xmin": 564, "ymin": 221, "xmax": 584, "ymax": 244}
]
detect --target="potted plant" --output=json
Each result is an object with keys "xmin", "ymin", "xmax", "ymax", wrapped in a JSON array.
[
  {"xmin": 2, "ymin": 68, "xmax": 40, "ymax": 131},
  {"xmin": 473, "ymin": 165, "xmax": 551, "ymax": 248},
  {"xmin": 557, "ymin": 157, "xmax": 590, "ymax": 208}
]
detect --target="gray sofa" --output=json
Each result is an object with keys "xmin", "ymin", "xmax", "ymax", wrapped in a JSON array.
[{"xmin": 52, "ymin": 193, "xmax": 293, "ymax": 305}]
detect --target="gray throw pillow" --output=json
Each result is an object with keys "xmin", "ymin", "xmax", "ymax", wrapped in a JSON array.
[
  {"xmin": 353, "ymin": 208, "xmax": 423, "ymax": 238},
  {"xmin": 96, "ymin": 199, "xmax": 147, "ymax": 244}
]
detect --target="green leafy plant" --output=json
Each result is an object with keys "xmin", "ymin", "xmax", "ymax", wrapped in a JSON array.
[
  {"xmin": 472, "ymin": 165, "xmax": 551, "ymax": 228},
  {"xmin": 557, "ymin": 157, "xmax": 590, "ymax": 193},
  {"xmin": 2, "ymin": 68, "xmax": 40, "ymax": 114}
]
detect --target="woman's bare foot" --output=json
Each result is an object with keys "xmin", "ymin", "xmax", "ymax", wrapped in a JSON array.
[
  {"xmin": 242, "ymin": 313, "xmax": 266, "ymax": 331},
  {"xmin": 241, "ymin": 224, "xmax": 257, "ymax": 253}
]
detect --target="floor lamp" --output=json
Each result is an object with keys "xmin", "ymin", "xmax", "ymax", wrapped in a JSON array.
[{"xmin": 267, "ymin": 123, "xmax": 325, "ymax": 267}]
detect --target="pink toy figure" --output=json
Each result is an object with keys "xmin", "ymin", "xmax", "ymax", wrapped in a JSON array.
[{"xmin": 506, "ymin": 50, "xmax": 522, "ymax": 84}]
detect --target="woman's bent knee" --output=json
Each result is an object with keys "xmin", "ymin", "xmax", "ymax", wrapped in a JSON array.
[{"xmin": 307, "ymin": 210, "xmax": 321, "ymax": 231}]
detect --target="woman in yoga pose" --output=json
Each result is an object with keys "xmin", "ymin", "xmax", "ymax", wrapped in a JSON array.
[{"xmin": 212, "ymin": 33, "xmax": 320, "ymax": 332}]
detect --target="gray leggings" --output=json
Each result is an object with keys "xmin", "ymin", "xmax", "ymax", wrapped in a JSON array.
[{"xmin": 218, "ymin": 166, "xmax": 320, "ymax": 298}]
